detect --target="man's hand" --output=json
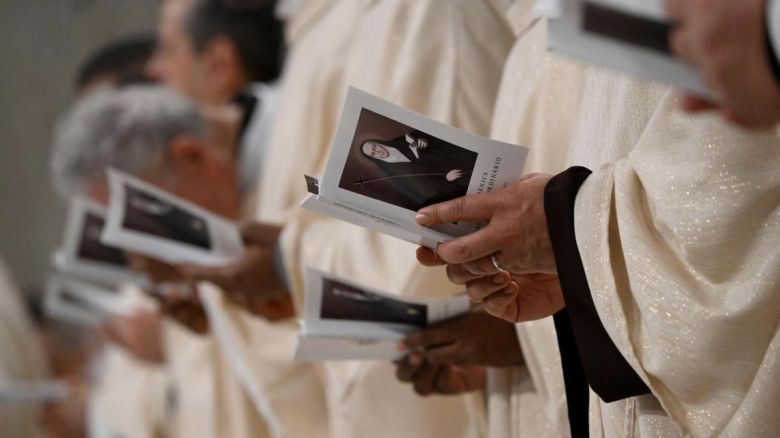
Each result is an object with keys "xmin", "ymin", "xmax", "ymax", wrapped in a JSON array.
[
  {"xmin": 176, "ymin": 223, "xmax": 288, "ymax": 317},
  {"xmin": 240, "ymin": 222, "xmax": 283, "ymax": 248},
  {"xmin": 102, "ymin": 310, "xmax": 165, "ymax": 364},
  {"xmin": 416, "ymin": 174, "xmax": 556, "ymax": 277},
  {"xmin": 666, "ymin": 0, "xmax": 780, "ymax": 127},
  {"xmin": 177, "ymin": 245, "xmax": 290, "ymax": 316},
  {"xmin": 158, "ymin": 289, "xmax": 210, "ymax": 335},
  {"xmin": 400, "ymin": 311, "xmax": 523, "ymax": 367},
  {"xmin": 477, "ymin": 273, "xmax": 564, "ymax": 323},
  {"xmin": 395, "ymin": 352, "xmax": 486, "ymax": 396}
]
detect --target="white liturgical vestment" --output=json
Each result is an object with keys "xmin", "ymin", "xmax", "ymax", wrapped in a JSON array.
[
  {"xmin": 568, "ymin": 67, "xmax": 780, "ymax": 436},
  {"xmin": 0, "ymin": 257, "xmax": 48, "ymax": 438},
  {"xmin": 254, "ymin": 0, "xmax": 515, "ymax": 437},
  {"xmin": 486, "ymin": 2, "xmax": 584, "ymax": 436}
]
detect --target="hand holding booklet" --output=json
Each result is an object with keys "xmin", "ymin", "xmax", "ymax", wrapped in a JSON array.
[
  {"xmin": 43, "ymin": 275, "xmax": 135, "ymax": 328},
  {"xmin": 301, "ymin": 88, "xmax": 529, "ymax": 249},
  {"xmin": 295, "ymin": 268, "xmax": 471, "ymax": 361},
  {"xmin": 547, "ymin": 0, "xmax": 709, "ymax": 96},
  {"xmin": 102, "ymin": 169, "xmax": 244, "ymax": 266}
]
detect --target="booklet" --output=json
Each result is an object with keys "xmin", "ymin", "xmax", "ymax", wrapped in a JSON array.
[
  {"xmin": 52, "ymin": 196, "xmax": 146, "ymax": 288},
  {"xmin": 0, "ymin": 380, "xmax": 69, "ymax": 404},
  {"xmin": 548, "ymin": 0, "xmax": 709, "ymax": 96},
  {"xmin": 43, "ymin": 275, "xmax": 122, "ymax": 327},
  {"xmin": 300, "ymin": 88, "xmax": 529, "ymax": 249},
  {"xmin": 294, "ymin": 268, "xmax": 471, "ymax": 361},
  {"xmin": 102, "ymin": 169, "xmax": 244, "ymax": 266}
]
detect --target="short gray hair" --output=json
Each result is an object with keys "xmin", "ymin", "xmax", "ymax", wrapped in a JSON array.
[{"xmin": 50, "ymin": 85, "xmax": 205, "ymax": 199}]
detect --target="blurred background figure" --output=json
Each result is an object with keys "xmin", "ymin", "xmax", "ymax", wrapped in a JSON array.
[
  {"xmin": 147, "ymin": 0, "xmax": 284, "ymax": 195},
  {"xmin": 75, "ymin": 35, "xmax": 156, "ymax": 95},
  {"xmin": 0, "ymin": 257, "xmax": 50, "ymax": 437}
]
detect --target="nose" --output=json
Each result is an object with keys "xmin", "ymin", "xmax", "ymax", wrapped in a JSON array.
[{"xmin": 144, "ymin": 54, "xmax": 164, "ymax": 81}]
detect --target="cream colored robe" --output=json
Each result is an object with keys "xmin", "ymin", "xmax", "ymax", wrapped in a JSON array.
[
  {"xmin": 0, "ymin": 257, "xmax": 48, "ymax": 438},
  {"xmin": 568, "ymin": 67, "xmax": 780, "ymax": 436},
  {"xmin": 88, "ymin": 283, "xmax": 218, "ymax": 438},
  {"xmin": 187, "ymin": 5, "xmax": 345, "ymax": 435},
  {"xmin": 88, "ymin": 286, "xmax": 169, "ymax": 438},
  {"xmin": 198, "ymin": 286, "xmax": 330, "ymax": 438},
  {"xmin": 485, "ymin": 2, "xmax": 588, "ymax": 436},
  {"xmin": 89, "ymin": 346, "xmax": 170, "ymax": 438},
  {"xmin": 257, "ymin": 1, "xmax": 515, "ymax": 437}
]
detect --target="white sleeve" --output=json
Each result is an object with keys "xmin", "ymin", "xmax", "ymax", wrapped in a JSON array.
[{"xmin": 768, "ymin": 0, "xmax": 780, "ymax": 62}]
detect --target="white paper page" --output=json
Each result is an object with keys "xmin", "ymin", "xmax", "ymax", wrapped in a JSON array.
[
  {"xmin": 306, "ymin": 88, "xmax": 528, "ymax": 248},
  {"xmin": 43, "ymin": 275, "xmax": 111, "ymax": 327},
  {"xmin": 302, "ymin": 268, "xmax": 470, "ymax": 341},
  {"xmin": 54, "ymin": 196, "xmax": 146, "ymax": 288},
  {"xmin": 102, "ymin": 170, "xmax": 244, "ymax": 266},
  {"xmin": 294, "ymin": 336, "xmax": 401, "ymax": 362},
  {"xmin": 548, "ymin": 0, "xmax": 708, "ymax": 96},
  {"xmin": 589, "ymin": 0, "xmax": 665, "ymax": 19},
  {"xmin": 0, "ymin": 380, "xmax": 69, "ymax": 404}
]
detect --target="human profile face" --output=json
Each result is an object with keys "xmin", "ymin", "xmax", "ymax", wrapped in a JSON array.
[
  {"xmin": 362, "ymin": 141, "xmax": 390, "ymax": 160},
  {"xmin": 146, "ymin": 0, "xmax": 214, "ymax": 103}
]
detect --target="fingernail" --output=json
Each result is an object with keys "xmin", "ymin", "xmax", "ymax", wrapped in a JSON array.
[
  {"xmin": 415, "ymin": 213, "xmax": 430, "ymax": 225},
  {"xmin": 493, "ymin": 273, "xmax": 508, "ymax": 284}
]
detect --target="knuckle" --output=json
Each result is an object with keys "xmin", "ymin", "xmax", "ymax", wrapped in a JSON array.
[
  {"xmin": 451, "ymin": 197, "xmax": 468, "ymax": 221},
  {"xmin": 450, "ymin": 240, "xmax": 473, "ymax": 262}
]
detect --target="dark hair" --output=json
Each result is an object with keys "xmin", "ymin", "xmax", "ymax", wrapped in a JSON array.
[
  {"xmin": 76, "ymin": 35, "xmax": 156, "ymax": 91},
  {"xmin": 186, "ymin": 0, "xmax": 284, "ymax": 83}
]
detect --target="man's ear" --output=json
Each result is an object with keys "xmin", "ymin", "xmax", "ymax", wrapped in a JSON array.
[{"xmin": 169, "ymin": 135, "xmax": 208, "ymax": 172}]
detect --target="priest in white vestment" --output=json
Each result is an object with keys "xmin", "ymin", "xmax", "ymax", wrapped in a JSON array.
[
  {"xmin": 250, "ymin": 0, "xmax": 515, "ymax": 436},
  {"xmin": 483, "ymin": 2, "xmax": 586, "ymax": 436},
  {"xmin": 413, "ymin": 64, "xmax": 780, "ymax": 437}
]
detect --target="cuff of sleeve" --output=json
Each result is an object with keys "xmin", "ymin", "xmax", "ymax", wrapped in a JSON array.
[
  {"xmin": 272, "ymin": 238, "xmax": 290, "ymax": 291},
  {"xmin": 544, "ymin": 167, "xmax": 649, "ymax": 403},
  {"xmin": 766, "ymin": 0, "xmax": 780, "ymax": 85}
]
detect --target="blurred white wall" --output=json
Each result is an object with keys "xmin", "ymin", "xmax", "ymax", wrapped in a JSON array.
[{"xmin": 0, "ymin": 0, "xmax": 159, "ymax": 295}]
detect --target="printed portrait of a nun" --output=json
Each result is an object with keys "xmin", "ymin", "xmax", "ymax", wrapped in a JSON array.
[{"xmin": 340, "ymin": 118, "xmax": 478, "ymax": 211}]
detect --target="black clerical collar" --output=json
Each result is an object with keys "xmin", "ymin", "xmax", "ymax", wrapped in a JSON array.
[{"xmin": 232, "ymin": 90, "xmax": 259, "ymax": 141}]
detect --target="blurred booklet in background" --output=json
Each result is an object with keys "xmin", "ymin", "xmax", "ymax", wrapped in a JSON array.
[
  {"xmin": 43, "ymin": 275, "xmax": 126, "ymax": 327},
  {"xmin": 548, "ymin": 0, "xmax": 709, "ymax": 96},
  {"xmin": 301, "ymin": 88, "xmax": 528, "ymax": 249},
  {"xmin": 102, "ymin": 169, "xmax": 244, "ymax": 266},
  {"xmin": 0, "ymin": 380, "xmax": 69, "ymax": 404},
  {"xmin": 52, "ymin": 196, "xmax": 146, "ymax": 288},
  {"xmin": 294, "ymin": 268, "xmax": 470, "ymax": 361}
]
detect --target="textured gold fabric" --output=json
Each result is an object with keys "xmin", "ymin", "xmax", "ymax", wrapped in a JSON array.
[{"xmin": 572, "ymin": 68, "xmax": 780, "ymax": 436}]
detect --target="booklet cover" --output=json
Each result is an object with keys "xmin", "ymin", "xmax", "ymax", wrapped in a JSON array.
[
  {"xmin": 102, "ymin": 169, "xmax": 244, "ymax": 266},
  {"xmin": 294, "ymin": 268, "xmax": 471, "ymax": 361},
  {"xmin": 52, "ymin": 196, "xmax": 146, "ymax": 288},
  {"xmin": 43, "ymin": 275, "xmax": 122, "ymax": 327},
  {"xmin": 300, "ymin": 88, "xmax": 529, "ymax": 249},
  {"xmin": 548, "ymin": 0, "xmax": 709, "ymax": 96}
]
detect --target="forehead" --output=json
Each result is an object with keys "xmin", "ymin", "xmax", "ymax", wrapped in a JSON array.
[{"xmin": 161, "ymin": 0, "xmax": 195, "ymax": 28}]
